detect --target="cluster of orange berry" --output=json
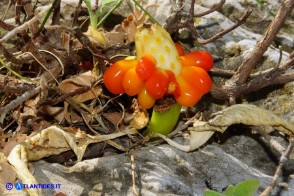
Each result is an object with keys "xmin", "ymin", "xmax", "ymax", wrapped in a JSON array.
[{"xmin": 103, "ymin": 42, "xmax": 213, "ymax": 109}]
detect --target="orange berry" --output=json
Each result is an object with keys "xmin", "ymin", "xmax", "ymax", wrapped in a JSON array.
[
  {"xmin": 103, "ymin": 59, "xmax": 137, "ymax": 94},
  {"xmin": 180, "ymin": 51, "xmax": 213, "ymax": 71},
  {"xmin": 122, "ymin": 67, "xmax": 145, "ymax": 96},
  {"xmin": 180, "ymin": 66, "xmax": 212, "ymax": 94},
  {"xmin": 175, "ymin": 76, "xmax": 203, "ymax": 107},
  {"xmin": 136, "ymin": 55, "xmax": 156, "ymax": 80},
  {"xmin": 138, "ymin": 88, "xmax": 156, "ymax": 109},
  {"xmin": 165, "ymin": 70, "xmax": 180, "ymax": 96},
  {"xmin": 174, "ymin": 43, "xmax": 185, "ymax": 56},
  {"xmin": 145, "ymin": 68, "xmax": 169, "ymax": 99}
]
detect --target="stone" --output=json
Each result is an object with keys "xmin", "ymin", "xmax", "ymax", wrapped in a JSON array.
[{"xmin": 30, "ymin": 135, "xmax": 293, "ymax": 195}]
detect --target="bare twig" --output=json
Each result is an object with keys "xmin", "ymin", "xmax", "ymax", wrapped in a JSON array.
[
  {"xmin": 194, "ymin": 0, "xmax": 226, "ymax": 17},
  {"xmin": 164, "ymin": 0, "xmax": 250, "ymax": 44},
  {"xmin": 253, "ymin": 126, "xmax": 286, "ymax": 155},
  {"xmin": 0, "ymin": 8, "xmax": 49, "ymax": 44},
  {"xmin": 227, "ymin": 0, "xmax": 294, "ymax": 86},
  {"xmin": 0, "ymin": 86, "xmax": 41, "ymax": 124},
  {"xmin": 51, "ymin": 0, "xmax": 61, "ymax": 25},
  {"xmin": 0, "ymin": 19, "xmax": 15, "ymax": 31},
  {"xmin": 0, "ymin": 74, "xmax": 35, "ymax": 93},
  {"xmin": 72, "ymin": 0, "xmax": 84, "ymax": 27},
  {"xmin": 260, "ymin": 138, "xmax": 294, "ymax": 196},
  {"xmin": 197, "ymin": 10, "xmax": 252, "ymax": 44},
  {"xmin": 211, "ymin": 52, "xmax": 294, "ymax": 100},
  {"xmin": 130, "ymin": 154, "xmax": 139, "ymax": 196}
]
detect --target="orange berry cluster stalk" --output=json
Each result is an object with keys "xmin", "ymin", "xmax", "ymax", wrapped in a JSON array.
[{"xmin": 103, "ymin": 24, "xmax": 213, "ymax": 109}]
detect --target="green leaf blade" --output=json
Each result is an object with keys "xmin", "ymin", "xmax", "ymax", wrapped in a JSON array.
[
  {"xmin": 233, "ymin": 179, "xmax": 260, "ymax": 196},
  {"xmin": 204, "ymin": 189, "xmax": 226, "ymax": 196}
]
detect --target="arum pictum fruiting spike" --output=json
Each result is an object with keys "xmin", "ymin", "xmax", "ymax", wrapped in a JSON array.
[
  {"xmin": 103, "ymin": 24, "xmax": 213, "ymax": 109},
  {"xmin": 103, "ymin": 24, "xmax": 213, "ymax": 135}
]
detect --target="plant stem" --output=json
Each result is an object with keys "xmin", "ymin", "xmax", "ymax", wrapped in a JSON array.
[
  {"xmin": 84, "ymin": 0, "xmax": 97, "ymax": 28},
  {"xmin": 132, "ymin": 0, "xmax": 161, "ymax": 26},
  {"xmin": 39, "ymin": 0, "xmax": 59, "ymax": 31},
  {"xmin": 144, "ymin": 103, "xmax": 181, "ymax": 136},
  {"xmin": 97, "ymin": 0, "xmax": 123, "ymax": 28}
]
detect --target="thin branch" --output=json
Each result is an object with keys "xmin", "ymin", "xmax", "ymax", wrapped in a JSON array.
[
  {"xmin": 210, "ymin": 54, "xmax": 294, "ymax": 100},
  {"xmin": 164, "ymin": 0, "xmax": 250, "ymax": 45},
  {"xmin": 260, "ymin": 138, "xmax": 294, "ymax": 196},
  {"xmin": 0, "ymin": 74, "xmax": 35, "ymax": 93},
  {"xmin": 51, "ymin": 0, "xmax": 61, "ymax": 25},
  {"xmin": 197, "ymin": 10, "xmax": 252, "ymax": 44},
  {"xmin": 194, "ymin": 0, "xmax": 226, "ymax": 17},
  {"xmin": 228, "ymin": 0, "xmax": 294, "ymax": 86},
  {"xmin": 0, "ymin": 8, "xmax": 49, "ymax": 44},
  {"xmin": 0, "ymin": 86, "xmax": 41, "ymax": 124},
  {"xmin": 0, "ymin": 19, "xmax": 15, "ymax": 31},
  {"xmin": 71, "ymin": 0, "xmax": 83, "ymax": 28}
]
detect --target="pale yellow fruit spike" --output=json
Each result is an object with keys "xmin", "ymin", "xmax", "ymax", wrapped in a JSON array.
[{"xmin": 135, "ymin": 24, "xmax": 182, "ymax": 76}]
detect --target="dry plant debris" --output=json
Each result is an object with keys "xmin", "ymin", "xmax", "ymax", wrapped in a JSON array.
[
  {"xmin": 6, "ymin": 125, "xmax": 137, "ymax": 196},
  {"xmin": 155, "ymin": 104, "xmax": 294, "ymax": 152}
]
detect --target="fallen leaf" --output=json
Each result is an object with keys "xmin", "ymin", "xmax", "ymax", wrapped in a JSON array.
[
  {"xmin": 7, "ymin": 125, "xmax": 137, "ymax": 195},
  {"xmin": 58, "ymin": 71, "xmax": 101, "ymax": 103},
  {"xmin": 156, "ymin": 104, "xmax": 294, "ymax": 152},
  {"xmin": 0, "ymin": 153, "xmax": 16, "ymax": 193},
  {"xmin": 129, "ymin": 99, "xmax": 149, "ymax": 129}
]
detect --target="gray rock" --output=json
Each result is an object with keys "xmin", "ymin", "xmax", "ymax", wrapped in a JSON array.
[{"xmin": 31, "ymin": 135, "xmax": 293, "ymax": 195}]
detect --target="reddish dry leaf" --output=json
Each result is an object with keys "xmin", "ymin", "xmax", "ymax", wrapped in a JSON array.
[
  {"xmin": 58, "ymin": 71, "xmax": 101, "ymax": 103},
  {"xmin": 2, "ymin": 134, "xmax": 27, "ymax": 156},
  {"xmin": 102, "ymin": 112, "xmax": 123, "ymax": 127},
  {"xmin": 0, "ymin": 162, "xmax": 16, "ymax": 192}
]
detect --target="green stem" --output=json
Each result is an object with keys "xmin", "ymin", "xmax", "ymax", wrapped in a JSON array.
[
  {"xmin": 97, "ymin": 0, "xmax": 123, "ymax": 28},
  {"xmin": 132, "ymin": 0, "xmax": 161, "ymax": 26},
  {"xmin": 144, "ymin": 103, "xmax": 181, "ymax": 136},
  {"xmin": 39, "ymin": 0, "xmax": 59, "ymax": 31},
  {"xmin": 83, "ymin": 0, "xmax": 97, "ymax": 28},
  {"xmin": 0, "ymin": 58, "xmax": 38, "ymax": 84}
]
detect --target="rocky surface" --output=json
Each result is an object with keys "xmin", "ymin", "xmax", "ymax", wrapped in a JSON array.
[{"xmin": 27, "ymin": 135, "xmax": 292, "ymax": 195}]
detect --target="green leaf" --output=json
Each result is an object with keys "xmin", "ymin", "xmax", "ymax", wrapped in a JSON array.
[
  {"xmin": 233, "ymin": 179, "xmax": 260, "ymax": 196},
  {"xmin": 204, "ymin": 179, "xmax": 260, "ymax": 196},
  {"xmin": 204, "ymin": 189, "xmax": 225, "ymax": 196},
  {"xmin": 223, "ymin": 185, "xmax": 235, "ymax": 196},
  {"xmin": 100, "ymin": 0, "xmax": 118, "ymax": 12}
]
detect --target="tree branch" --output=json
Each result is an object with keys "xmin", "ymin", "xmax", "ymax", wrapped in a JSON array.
[{"xmin": 227, "ymin": 0, "xmax": 294, "ymax": 86}]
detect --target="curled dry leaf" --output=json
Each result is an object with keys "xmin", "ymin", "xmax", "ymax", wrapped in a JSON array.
[
  {"xmin": 112, "ymin": 2, "xmax": 149, "ymax": 43},
  {"xmin": 129, "ymin": 99, "xmax": 149, "ymax": 129},
  {"xmin": 156, "ymin": 104, "xmax": 294, "ymax": 152},
  {"xmin": 7, "ymin": 125, "xmax": 137, "ymax": 195},
  {"xmin": 58, "ymin": 71, "xmax": 101, "ymax": 103}
]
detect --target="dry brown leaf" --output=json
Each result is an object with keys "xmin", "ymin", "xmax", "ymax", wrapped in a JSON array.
[
  {"xmin": 103, "ymin": 112, "xmax": 123, "ymax": 127},
  {"xmin": 2, "ymin": 134, "xmax": 27, "ymax": 156},
  {"xmin": 7, "ymin": 126, "xmax": 137, "ymax": 195},
  {"xmin": 58, "ymin": 71, "xmax": 101, "ymax": 103},
  {"xmin": 113, "ymin": 4, "xmax": 149, "ymax": 43},
  {"xmin": 156, "ymin": 104, "xmax": 294, "ymax": 152},
  {"xmin": 104, "ymin": 31, "xmax": 128, "ymax": 46},
  {"xmin": 0, "ymin": 153, "xmax": 16, "ymax": 193},
  {"xmin": 129, "ymin": 99, "xmax": 149, "ymax": 129},
  {"xmin": 40, "ymin": 105, "xmax": 64, "ymax": 122}
]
